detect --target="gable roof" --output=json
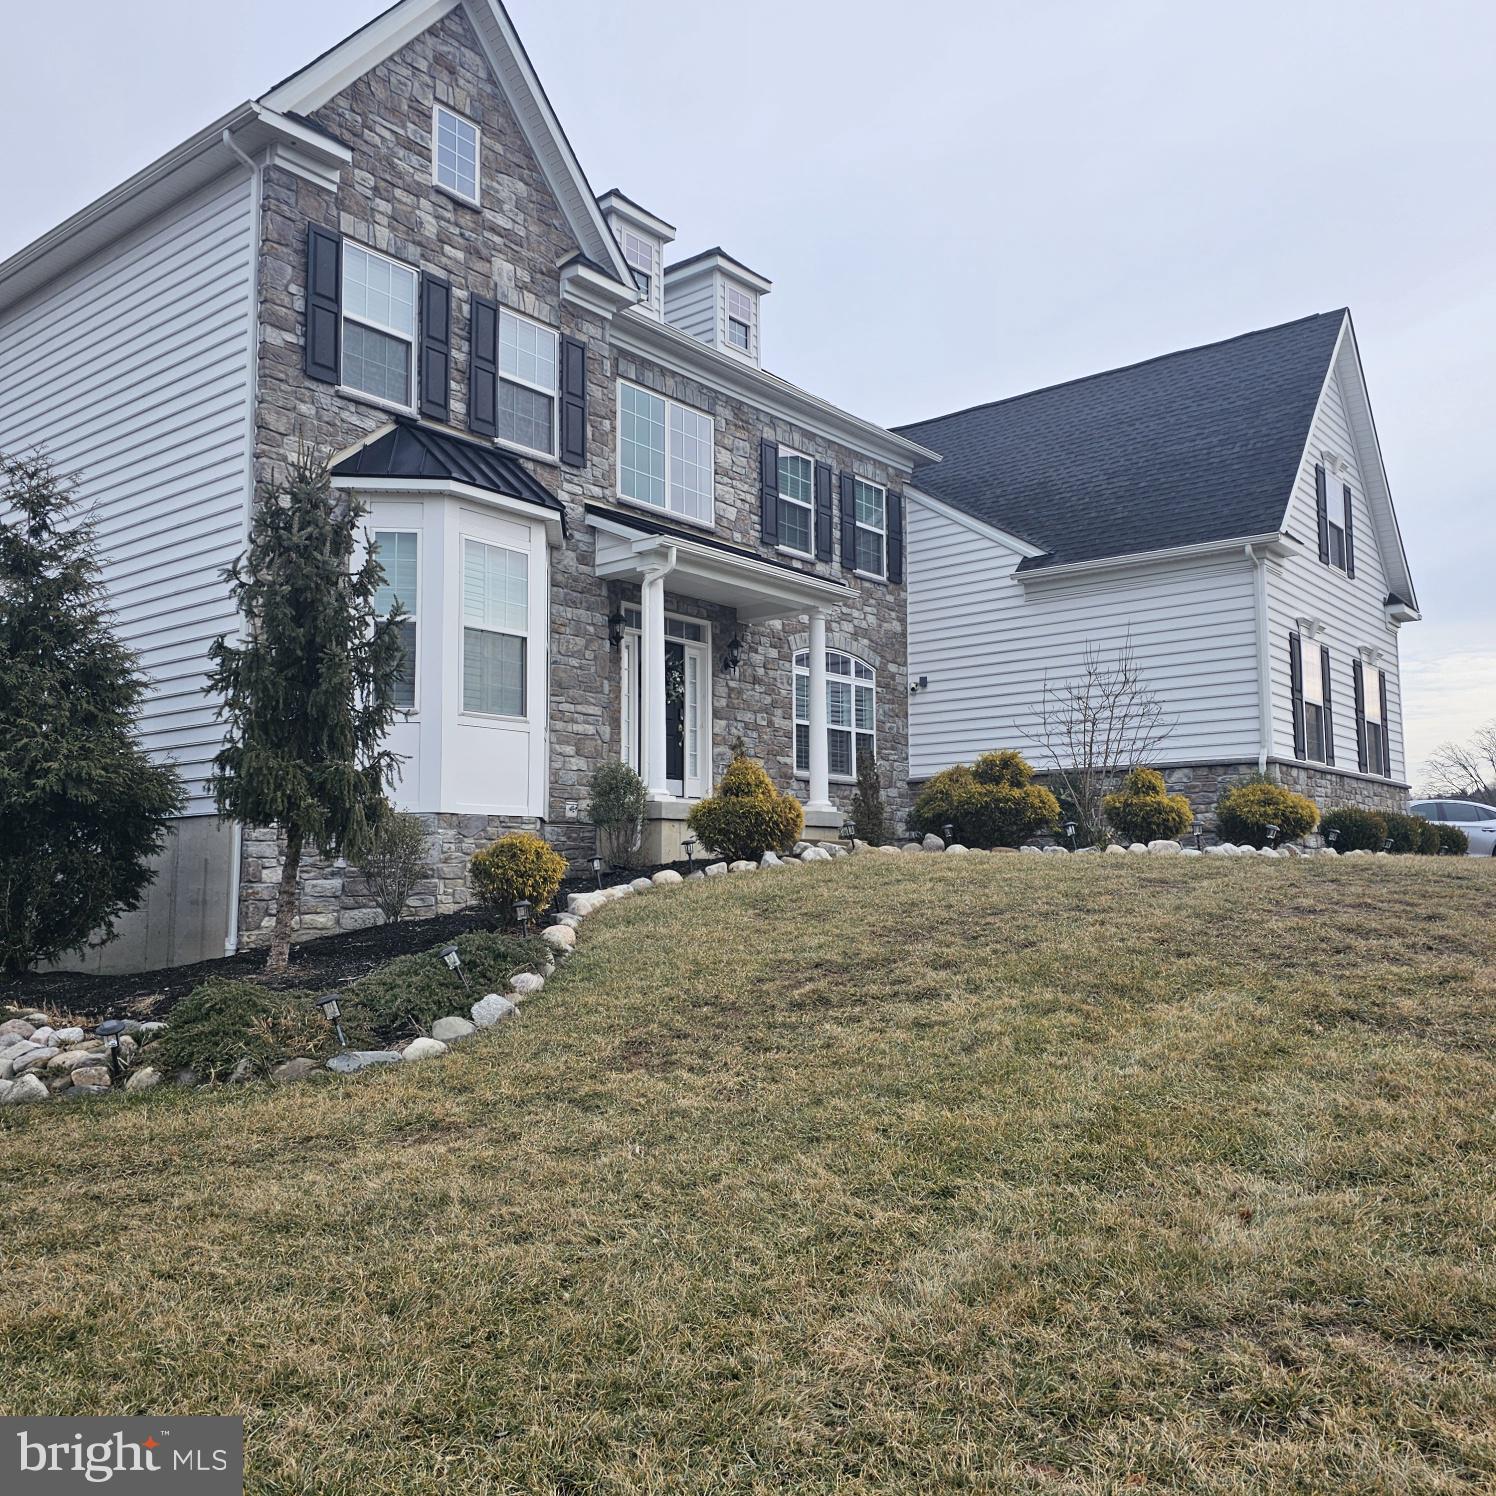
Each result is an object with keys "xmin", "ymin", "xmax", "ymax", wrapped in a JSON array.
[{"xmin": 895, "ymin": 311, "xmax": 1349, "ymax": 573}]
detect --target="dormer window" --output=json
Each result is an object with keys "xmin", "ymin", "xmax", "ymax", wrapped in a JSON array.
[
  {"xmin": 622, "ymin": 229, "xmax": 656, "ymax": 300},
  {"xmin": 598, "ymin": 191, "xmax": 675, "ymax": 320},
  {"xmin": 726, "ymin": 285, "xmax": 753, "ymax": 352},
  {"xmin": 662, "ymin": 251, "xmax": 770, "ymax": 366},
  {"xmin": 432, "ymin": 105, "xmax": 480, "ymax": 204}
]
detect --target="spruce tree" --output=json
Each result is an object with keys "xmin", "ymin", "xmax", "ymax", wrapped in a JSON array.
[
  {"xmin": 207, "ymin": 452, "xmax": 406, "ymax": 973},
  {"xmin": 0, "ymin": 452, "xmax": 185, "ymax": 973}
]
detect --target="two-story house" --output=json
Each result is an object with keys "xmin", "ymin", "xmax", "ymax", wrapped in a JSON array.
[
  {"xmin": 897, "ymin": 311, "xmax": 1420, "ymax": 819},
  {"xmin": 0, "ymin": 0, "xmax": 930, "ymax": 970}
]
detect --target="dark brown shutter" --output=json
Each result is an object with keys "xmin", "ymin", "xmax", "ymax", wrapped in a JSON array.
[
  {"xmin": 814, "ymin": 462, "xmax": 833, "ymax": 562},
  {"xmin": 759, "ymin": 439, "xmax": 779, "ymax": 543},
  {"xmin": 1353, "ymin": 659, "xmax": 1367, "ymax": 772},
  {"xmin": 1378, "ymin": 670, "xmax": 1391, "ymax": 775},
  {"xmin": 839, "ymin": 472, "xmax": 857, "ymax": 570},
  {"xmin": 418, "ymin": 273, "xmax": 451, "ymax": 422},
  {"xmin": 559, "ymin": 336, "xmax": 588, "ymax": 468},
  {"xmin": 304, "ymin": 224, "xmax": 341, "ymax": 384},
  {"xmin": 1315, "ymin": 464, "xmax": 1330, "ymax": 565},
  {"xmin": 468, "ymin": 295, "xmax": 499, "ymax": 437},
  {"xmin": 1343, "ymin": 482, "xmax": 1356, "ymax": 578},
  {"xmin": 1289, "ymin": 631, "xmax": 1306, "ymax": 760},
  {"xmin": 1320, "ymin": 645, "xmax": 1335, "ymax": 766},
  {"xmin": 888, "ymin": 492, "xmax": 905, "ymax": 583}
]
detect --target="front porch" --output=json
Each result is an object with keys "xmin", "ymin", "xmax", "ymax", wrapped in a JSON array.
[{"xmin": 588, "ymin": 505, "xmax": 855, "ymax": 861}]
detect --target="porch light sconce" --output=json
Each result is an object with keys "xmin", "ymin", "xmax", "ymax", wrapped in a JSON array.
[
  {"xmin": 96, "ymin": 1019, "xmax": 128, "ymax": 1081},
  {"xmin": 514, "ymin": 899, "xmax": 532, "ymax": 936},
  {"xmin": 607, "ymin": 611, "xmax": 627, "ymax": 648},
  {"xmin": 682, "ymin": 835, "xmax": 697, "ymax": 872},
  {"xmin": 721, "ymin": 634, "xmax": 743, "ymax": 672},
  {"xmin": 1264, "ymin": 823, "xmax": 1281, "ymax": 848},
  {"xmin": 315, "ymin": 992, "xmax": 348, "ymax": 1048},
  {"xmin": 1063, "ymin": 820, "xmax": 1078, "ymax": 850},
  {"xmin": 440, "ymin": 944, "xmax": 470, "ymax": 992}
]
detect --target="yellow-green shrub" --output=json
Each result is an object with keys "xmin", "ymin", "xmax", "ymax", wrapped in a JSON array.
[
  {"xmin": 1103, "ymin": 767, "xmax": 1193, "ymax": 844},
  {"xmin": 913, "ymin": 751, "xmax": 1059, "ymax": 847},
  {"xmin": 687, "ymin": 750, "xmax": 803, "ymax": 861},
  {"xmin": 1216, "ymin": 777, "xmax": 1318, "ymax": 848},
  {"xmin": 470, "ymin": 831, "xmax": 568, "ymax": 917}
]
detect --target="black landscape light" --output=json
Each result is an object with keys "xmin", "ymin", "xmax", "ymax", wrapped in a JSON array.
[
  {"xmin": 315, "ymin": 992, "xmax": 348, "ymax": 1048},
  {"xmin": 1064, "ymin": 820, "xmax": 1078, "ymax": 851},
  {"xmin": 942, "ymin": 823, "xmax": 955, "ymax": 844},
  {"xmin": 842, "ymin": 817, "xmax": 857, "ymax": 845},
  {"xmin": 1264, "ymin": 822, "xmax": 1281, "ymax": 848},
  {"xmin": 1325, "ymin": 827, "xmax": 1341, "ymax": 850},
  {"xmin": 440, "ymin": 944, "xmax": 470, "ymax": 992},
  {"xmin": 1193, "ymin": 818, "xmax": 1205, "ymax": 852},
  {"xmin": 1382, "ymin": 837, "xmax": 1395, "ymax": 853},
  {"xmin": 591, "ymin": 854, "xmax": 604, "ymax": 889},
  {"xmin": 96, "ymin": 1019, "xmax": 128, "ymax": 1080},
  {"xmin": 682, "ymin": 835, "xmax": 697, "ymax": 872},
  {"xmin": 514, "ymin": 899, "xmax": 532, "ymax": 936}
]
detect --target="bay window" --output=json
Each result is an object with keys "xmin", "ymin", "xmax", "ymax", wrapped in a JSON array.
[
  {"xmin": 795, "ymin": 649, "xmax": 875, "ymax": 779},
  {"xmin": 462, "ymin": 538, "xmax": 528, "ymax": 717},
  {"xmin": 372, "ymin": 530, "xmax": 418, "ymax": 709}
]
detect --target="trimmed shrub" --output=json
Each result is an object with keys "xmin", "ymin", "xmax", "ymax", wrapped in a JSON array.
[
  {"xmin": 1437, "ymin": 823, "xmax": 1471, "ymax": 856},
  {"xmin": 1216, "ymin": 776, "xmax": 1318, "ymax": 848},
  {"xmin": 357, "ymin": 811, "xmax": 430, "ymax": 922},
  {"xmin": 1103, "ymin": 767, "xmax": 1194, "ymax": 845},
  {"xmin": 1382, "ymin": 811, "xmax": 1432, "ymax": 855},
  {"xmin": 589, "ymin": 759, "xmax": 646, "ymax": 868},
  {"xmin": 688, "ymin": 749, "xmax": 804, "ymax": 861},
  {"xmin": 912, "ymin": 751, "xmax": 1060, "ymax": 848},
  {"xmin": 850, "ymin": 748, "xmax": 887, "ymax": 846},
  {"xmin": 470, "ymin": 832, "xmax": 568, "ymax": 919},
  {"xmin": 1419, "ymin": 820, "xmax": 1442, "ymax": 856},
  {"xmin": 1319, "ymin": 806, "xmax": 1387, "ymax": 853},
  {"xmin": 153, "ymin": 980, "xmax": 331, "ymax": 1080}
]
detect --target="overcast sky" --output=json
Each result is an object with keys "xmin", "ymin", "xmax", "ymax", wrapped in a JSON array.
[{"xmin": 4, "ymin": 0, "xmax": 1492, "ymax": 783}]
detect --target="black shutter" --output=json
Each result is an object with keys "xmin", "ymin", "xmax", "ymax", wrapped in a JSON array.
[
  {"xmin": 304, "ymin": 224, "xmax": 341, "ymax": 384},
  {"xmin": 1353, "ymin": 659, "xmax": 1367, "ymax": 772},
  {"xmin": 888, "ymin": 492, "xmax": 905, "ymax": 584},
  {"xmin": 559, "ymin": 336, "xmax": 588, "ymax": 468},
  {"xmin": 418, "ymin": 273, "xmax": 451, "ymax": 422},
  {"xmin": 759, "ymin": 439, "xmax": 779, "ymax": 544},
  {"xmin": 1289, "ymin": 631, "xmax": 1306, "ymax": 760},
  {"xmin": 1320, "ymin": 645, "xmax": 1335, "ymax": 766},
  {"xmin": 814, "ymin": 462, "xmax": 833, "ymax": 562},
  {"xmin": 1378, "ymin": 670, "xmax": 1391, "ymax": 775},
  {"xmin": 839, "ymin": 472, "xmax": 857, "ymax": 570},
  {"xmin": 468, "ymin": 295, "xmax": 499, "ymax": 437},
  {"xmin": 1343, "ymin": 483, "xmax": 1356, "ymax": 579},
  {"xmin": 1315, "ymin": 464, "xmax": 1330, "ymax": 565}
]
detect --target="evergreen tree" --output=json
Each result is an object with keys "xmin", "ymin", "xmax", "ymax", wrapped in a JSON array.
[
  {"xmin": 850, "ymin": 746, "xmax": 887, "ymax": 845},
  {"xmin": 0, "ymin": 452, "xmax": 185, "ymax": 973},
  {"xmin": 207, "ymin": 452, "xmax": 406, "ymax": 973}
]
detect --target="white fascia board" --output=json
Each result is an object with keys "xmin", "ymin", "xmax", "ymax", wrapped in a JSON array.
[
  {"xmin": 610, "ymin": 310, "xmax": 939, "ymax": 473},
  {"xmin": 1015, "ymin": 531, "xmax": 1296, "ymax": 588},
  {"xmin": 332, "ymin": 475, "xmax": 565, "ymax": 546},
  {"xmin": 665, "ymin": 251, "xmax": 772, "ymax": 296},
  {"xmin": 560, "ymin": 258, "xmax": 637, "ymax": 319},
  {"xmin": 904, "ymin": 485, "xmax": 1046, "ymax": 558},
  {"xmin": 597, "ymin": 191, "xmax": 676, "ymax": 243}
]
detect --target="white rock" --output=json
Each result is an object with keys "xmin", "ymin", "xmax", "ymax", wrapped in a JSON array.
[
  {"xmin": 23, "ymin": 1013, "xmax": 49, "ymax": 1026},
  {"xmin": 29, "ymin": 1026, "xmax": 56, "ymax": 1045},
  {"xmin": 826, "ymin": 843, "xmax": 848, "ymax": 858},
  {"xmin": 431, "ymin": 1015, "xmax": 477, "ymax": 1043},
  {"xmin": 0, "ymin": 1019, "xmax": 35, "ymax": 1040},
  {"xmin": 4, "ymin": 1044, "xmax": 57, "ymax": 1079},
  {"xmin": 541, "ymin": 924, "xmax": 576, "ymax": 951},
  {"xmin": 704, "ymin": 861, "xmax": 729, "ymax": 877},
  {"xmin": 326, "ymin": 1050, "xmax": 401, "ymax": 1074},
  {"xmin": 271, "ymin": 1057, "xmax": 321, "ymax": 1084},
  {"xmin": 402, "ymin": 1037, "xmax": 448, "ymax": 1063},
  {"xmin": 0, "ymin": 1074, "xmax": 47, "ymax": 1106},
  {"xmin": 1180, "ymin": 847, "xmax": 1202, "ymax": 857},
  {"xmin": 792, "ymin": 841, "xmax": 812, "ymax": 856},
  {"xmin": 567, "ymin": 892, "xmax": 600, "ymax": 915},
  {"xmin": 509, "ymin": 972, "xmax": 546, "ymax": 999},
  {"xmin": 125, "ymin": 1067, "xmax": 162, "ymax": 1092},
  {"xmin": 728, "ymin": 860, "xmax": 757, "ymax": 873},
  {"xmin": 1127, "ymin": 842, "xmax": 1149, "ymax": 855},
  {"xmin": 1104, "ymin": 843, "xmax": 1129, "ymax": 856},
  {"xmin": 1344, "ymin": 849, "xmax": 1372, "ymax": 858},
  {"xmin": 53, "ymin": 1027, "xmax": 85, "ymax": 1044},
  {"xmin": 852, "ymin": 839, "xmax": 871, "ymax": 853},
  {"xmin": 759, "ymin": 851, "xmax": 783, "ymax": 868},
  {"xmin": 1075, "ymin": 846, "xmax": 1101, "ymax": 854},
  {"xmin": 1148, "ymin": 839, "xmax": 1182, "ymax": 855},
  {"xmin": 471, "ymin": 993, "xmax": 518, "ymax": 1028},
  {"xmin": 944, "ymin": 844, "xmax": 969, "ymax": 854},
  {"xmin": 800, "ymin": 846, "xmax": 832, "ymax": 862},
  {"xmin": 878, "ymin": 845, "xmax": 901, "ymax": 855},
  {"xmin": 1042, "ymin": 845, "xmax": 1070, "ymax": 855},
  {"xmin": 1257, "ymin": 846, "xmax": 1281, "ymax": 858},
  {"xmin": 1282, "ymin": 844, "xmax": 1304, "ymax": 858},
  {"xmin": 630, "ymin": 876, "xmax": 654, "ymax": 894},
  {"xmin": 227, "ymin": 1056, "xmax": 256, "ymax": 1084},
  {"xmin": 653, "ymin": 868, "xmax": 684, "ymax": 885},
  {"xmin": 1020, "ymin": 845, "xmax": 1042, "ymax": 855},
  {"xmin": 686, "ymin": 870, "xmax": 705, "ymax": 880},
  {"xmin": 922, "ymin": 833, "xmax": 946, "ymax": 852},
  {"xmin": 901, "ymin": 843, "xmax": 922, "ymax": 854}
]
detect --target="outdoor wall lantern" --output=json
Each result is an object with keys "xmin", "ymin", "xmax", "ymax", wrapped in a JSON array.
[
  {"xmin": 721, "ymin": 634, "xmax": 743, "ymax": 672},
  {"xmin": 314, "ymin": 992, "xmax": 348, "ymax": 1048},
  {"xmin": 1264, "ymin": 823, "xmax": 1281, "ymax": 848},
  {"xmin": 1192, "ymin": 819, "xmax": 1205, "ymax": 852},
  {"xmin": 682, "ymin": 835, "xmax": 697, "ymax": 872},
  {"xmin": 96, "ymin": 1019, "xmax": 128, "ymax": 1081},
  {"xmin": 514, "ymin": 899, "xmax": 532, "ymax": 936},
  {"xmin": 608, "ymin": 612, "xmax": 627, "ymax": 648},
  {"xmin": 440, "ymin": 945, "xmax": 470, "ymax": 992},
  {"xmin": 1063, "ymin": 820, "xmax": 1078, "ymax": 850},
  {"xmin": 591, "ymin": 854, "xmax": 605, "ymax": 889}
]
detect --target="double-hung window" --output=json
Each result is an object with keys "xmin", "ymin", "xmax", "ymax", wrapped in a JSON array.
[
  {"xmin": 1328, "ymin": 488, "xmax": 1348, "ymax": 569},
  {"xmin": 617, "ymin": 382, "xmax": 714, "ymax": 524},
  {"xmin": 726, "ymin": 284, "xmax": 753, "ymax": 352},
  {"xmin": 1363, "ymin": 662, "xmax": 1385, "ymax": 774},
  {"xmin": 1302, "ymin": 638, "xmax": 1327, "ymax": 762},
  {"xmin": 794, "ymin": 650, "xmax": 875, "ymax": 779},
  {"xmin": 621, "ymin": 229, "xmax": 656, "ymax": 301},
  {"xmin": 462, "ymin": 538, "xmax": 528, "ymax": 717},
  {"xmin": 341, "ymin": 243, "xmax": 418, "ymax": 407},
  {"xmin": 433, "ymin": 105, "xmax": 480, "ymax": 202},
  {"xmin": 498, "ymin": 311, "xmax": 558, "ymax": 457},
  {"xmin": 853, "ymin": 479, "xmax": 887, "ymax": 576},
  {"xmin": 372, "ymin": 531, "xmax": 418, "ymax": 709},
  {"xmin": 777, "ymin": 452, "xmax": 814, "ymax": 555}
]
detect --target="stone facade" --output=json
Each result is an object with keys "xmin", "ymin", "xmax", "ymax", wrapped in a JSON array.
[
  {"xmin": 240, "ymin": 8, "xmax": 912, "ymax": 942},
  {"xmin": 1159, "ymin": 760, "xmax": 1406, "ymax": 825}
]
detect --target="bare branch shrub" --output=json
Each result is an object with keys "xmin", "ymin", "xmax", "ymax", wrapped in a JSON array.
[
  {"xmin": 357, "ymin": 811, "xmax": 431, "ymax": 923},
  {"xmin": 1424, "ymin": 721, "xmax": 1496, "ymax": 801}
]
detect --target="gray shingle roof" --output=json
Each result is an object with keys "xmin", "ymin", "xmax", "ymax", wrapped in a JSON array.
[{"xmin": 894, "ymin": 311, "xmax": 1347, "ymax": 571}]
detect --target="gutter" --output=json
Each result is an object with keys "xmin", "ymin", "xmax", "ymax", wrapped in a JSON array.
[
  {"xmin": 1016, "ymin": 530, "xmax": 1297, "ymax": 585},
  {"xmin": 1247, "ymin": 542, "xmax": 1273, "ymax": 773}
]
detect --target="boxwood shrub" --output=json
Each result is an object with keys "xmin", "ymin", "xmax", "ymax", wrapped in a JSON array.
[
  {"xmin": 1215, "ymin": 776, "xmax": 1318, "ymax": 848},
  {"xmin": 1318, "ymin": 806, "xmax": 1387, "ymax": 853},
  {"xmin": 912, "ymin": 750, "xmax": 1059, "ymax": 848},
  {"xmin": 1437, "ymin": 823, "xmax": 1471, "ymax": 855},
  {"xmin": 1103, "ymin": 767, "xmax": 1193, "ymax": 845},
  {"xmin": 470, "ymin": 832, "xmax": 568, "ymax": 919},
  {"xmin": 687, "ymin": 749, "xmax": 803, "ymax": 861}
]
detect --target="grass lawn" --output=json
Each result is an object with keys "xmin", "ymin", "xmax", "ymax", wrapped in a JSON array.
[{"xmin": 3, "ymin": 854, "xmax": 1494, "ymax": 1493}]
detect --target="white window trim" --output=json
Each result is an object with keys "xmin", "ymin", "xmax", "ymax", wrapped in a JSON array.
[
  {"xmin": 620, "ymin": 229, "xmax": 660, "ymax": 315},
  {"xmin": 793, "ymin": 648, "xmax": 876, "ymax": 784},
  {"xmin": 431, "ymin": 103, "xmax": 481, "ymax": 207},
  {"xmin": 724, "ymin": 283, "xmax": 756, "ymax": 360},
  {"xmin": 373, "ymin": 528, "xmax": 421, "ymax": 716},
  {"xmin": 777, "ymin": 448, "xmax": 815, "ymax": 559},
  {"xmin": 497, "ymin": 308, "xmax": 560, "ymax": 463},
  {"xmin": 459, "ymin": 535, "xmax": 531, "ymax": 723},
  {"xmin": 340, "ymin": 241, "xmax": 418, "ymax": 415},
  {"xmin": 852, "ymin": 477, "xmax": 887, "ymax": 579},
  {"xmin": 615, "ymin": 379, "xmax": 716, "ymax": 528}
]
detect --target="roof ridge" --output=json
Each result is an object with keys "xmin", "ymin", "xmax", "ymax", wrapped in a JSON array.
[{"xmin": 894, "ymin": 309, "xmax": 1348, "ymax": 437}]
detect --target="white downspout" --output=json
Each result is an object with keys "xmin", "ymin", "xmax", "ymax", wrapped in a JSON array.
[{"xmin": 1247, "ymin": 543, "xmax": 1272, "ymax": 774}]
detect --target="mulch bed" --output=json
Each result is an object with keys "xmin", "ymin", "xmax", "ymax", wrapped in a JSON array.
[{"xmin": 1, "ymin": 863, "xmax": 686, "ymax": 1024}]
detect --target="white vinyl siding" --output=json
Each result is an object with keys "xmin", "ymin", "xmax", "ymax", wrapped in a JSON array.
[
  {"xmin": 662, "ymin": 274, "xmax": 715, "ymax": 344},
  {"xmin": 906, "ymin": 497, "xmax": 1262, "ymax": 779},
  {"xmin": 0, "ymin": 171, "xmax": 256, "ymax": 813},
  {"xmin": 1266, "ymin": 355, "xmax": 1406, "ymax": 781}
]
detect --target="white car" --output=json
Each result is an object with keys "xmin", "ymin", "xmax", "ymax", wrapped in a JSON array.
[{"xmin": 1409, "ymin": 799, "xmax": 1496, "ymax": 856}]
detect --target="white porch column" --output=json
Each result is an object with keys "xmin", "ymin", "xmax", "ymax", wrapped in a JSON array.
[
  {"xmin": 806, "ymin": 609, "xmax": 834, "ymax": 812},
  {"xmin": 641, "ymin": 565, "xmax": 670, "ymax": 800}
]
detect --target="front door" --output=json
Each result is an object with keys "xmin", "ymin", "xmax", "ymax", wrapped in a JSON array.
[{"xmin": 621, "ymin": 614, "xmax": 709, "ymax": 799}]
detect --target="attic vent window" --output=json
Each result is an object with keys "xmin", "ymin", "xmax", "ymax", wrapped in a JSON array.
[
  {"xmin": 622, "ymin": 230, "xmax": 656, "ymax": 301},
  {"xmin": 433, "ymin": 106, "xmax": 480, "ymax": 203},
  {"xmin": 726, "ymin": 284, "xmax": 753, "ymax": 352}
]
